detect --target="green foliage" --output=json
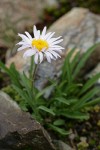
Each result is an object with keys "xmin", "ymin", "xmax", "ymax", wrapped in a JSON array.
[
  {"xmin": 48, "ymin": 124, "xmax": 70, "ymax": 135},
  {"xmin": 0, "ymin": 44, "xmax": 100, "ymax": 136},
  {"xmin": 2, "ymin": 85, "xmax": 28, "ymax": 111},
  {"xmin": 0, "ymin": 61, "xmax": 43, "ymax": 118},
  {"xmin": 49, "ymin": 45, "xmax": 100, "ymax": 111}
]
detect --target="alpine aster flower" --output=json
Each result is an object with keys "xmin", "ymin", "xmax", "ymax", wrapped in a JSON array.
[{"xmin": 17, "ymin": 25, "xmax": 64, "ymax": 64}]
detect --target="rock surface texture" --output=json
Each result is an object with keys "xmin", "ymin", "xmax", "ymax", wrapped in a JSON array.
[
  {"xmin": 58, "ymin": 140, "xmax": 74, "ymax": 150},
  {"xmin": 7, "ymin": 8, "xmax": 100, "ymax": 90},
  {"xmin": 0, "ymin": 0, "xmax": 58, "ymax": 46},
  {"xmin": 0, "ymin": 91, "xmax": 55, "ymax": 150}
]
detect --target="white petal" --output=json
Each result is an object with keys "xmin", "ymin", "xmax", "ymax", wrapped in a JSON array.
[
  {"xmin": 23, "ymin": 49, "xmax": 36, "ymax": 58},
  {"xmin": 39, "ymin": 52, "xmax": 44, "ymax": 63},
  {"xmin": 51, "ymin": 39, "xmax": 63, "ymax": 45},
  {"xmin": 53, "ymin": 49, "xmax": 62, "ymax": 53},
  {"xmin": 52, "ymin": 49, "xmax": 62, "ymax": 53},
  {"xmin": 45, "ymin": 53, "xmax": 51, "ymax": 63},
  {"xmin": 49, "ymin": 48, "xmax": 62, "ymax": 53},
  {"xmin": 49, "ymin": 47, "xmax": 64, "ymax": 50},
  {"xmin": 18, "ymin": 33, "xmax": 31, "ymax": 44},
  {"xmin": 17, "ymin": 45, "xmax": 31, "ymax": 51},
  {"xmin": 33, "ymin": 25, "xmax": 39, "ymax": 39},
  {"xmin": 37, "ymin": 30, "xmax": 40, "ymax": 39},
  {"xmin": 25, "ymin": 31, "xmax": 32, "ymax": 40},
  {"xmin": 45, "ymin": 51, "xmax": 53, "ymax": 59},
  {"xmin": 16, "ymin": 41, "xmax": 30, "ymax": 47},
  {"xmin": 50, "ymin": 46, "xmax": 64, "ymax": 53},
  {"xmin": 16, "ymin": 41, "xmax": 25, "ymax": 45},
  {"xmin": 43, "ymin": 32, "xmax": 52, "ymax": 40},
  {"xmin": 46, "ymin": 32, "xmax": 55, "ymax": 41},
  {"xmin": 49, "ymin": 36, "xmax": 62, "ymax": 43},
  {"xmin": 49, "ymin": 50, "xmax": 61, "ymax": 58},
  {"xmin": 34, "ymin": 53, "xmax": 39, "ymax": 64},
  {"xmin": 41, "ymin": 26, "xmax": 47, "ymax": 38},
  {"xmin": 51, "ymin": 45, "xmax": 64, "ymax": 48}
]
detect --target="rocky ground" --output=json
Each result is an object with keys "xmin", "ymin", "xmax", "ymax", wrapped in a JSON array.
[
  {"xmin": 64, "ymin": 107, "xmax": 100, "ymax": 149},
  {"xmin": 0, "ymin": 1, "xmax": 100, "ymax": 149}
]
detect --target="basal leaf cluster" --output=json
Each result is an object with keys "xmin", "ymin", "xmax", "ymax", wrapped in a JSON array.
[{"xmin": 0, "ymin": 44, "xmax": 100, "ymax": 135}]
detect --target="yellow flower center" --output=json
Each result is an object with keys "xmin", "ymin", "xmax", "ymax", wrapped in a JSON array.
[{"xmin": 32, "ymin": 39, "xmax": 49, "ymax": 51}]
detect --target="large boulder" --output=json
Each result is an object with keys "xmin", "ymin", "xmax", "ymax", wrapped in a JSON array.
[
  {"xmin": 48, "ymin": 8, "xmax": 100, "ymax": 50},
  {"xmin": 0, "ymin": 91, "xmax": 55, "ymax": 150},
  {"xmin": 6, "ymin": 8, "xmax": 100, "ymax": 90}
]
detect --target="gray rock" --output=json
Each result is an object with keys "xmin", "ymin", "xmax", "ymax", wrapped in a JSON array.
[
  {"xmin": 0, "ymin": 91, "xmax": 55, "ymax": 150},
  {"xmin": 58, "ymin": 141, "xmax": 74, "ymax": 150},
  {"xmin": 0, "ymin": 0, "xmax": 58, "ymax": 47},
  {"xmin": 6, "ymin": 8, "xmax": 100, "ymax": 92}
]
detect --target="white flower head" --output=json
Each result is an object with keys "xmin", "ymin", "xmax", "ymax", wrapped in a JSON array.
[{"xmin": 17, "ymin": 25, "xmax": 64, "ymax": 64}]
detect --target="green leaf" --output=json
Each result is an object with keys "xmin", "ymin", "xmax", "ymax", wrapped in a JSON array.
[
  {"xmin": 62, "ymin": 47, "xmax": 76, "ymax": 79},
  {"xmin": 79, "ymin": 73, "xmax": 100, "ymax": 95},
  {"xmin": 55, "ymin": 97, "xmax": 70, "ymax": 105},
  {"xmin": 0, "ymin": 61, "xmax": 11, "ymax": 74},
  {"xmin": 0, "ymin": 61, "xmax": 21, "ymax": 88},
  {"xmin": 48, "ymin": 124, "xmax": 70, "ymax": 135},
  {"xmin": 80, "ymin": 87, "xmax": 100, "ymax": 104},
  {"xmin": 9, "ymin": 63, "xmax": 22, "ymax": 87},
  {"xmin": 67, "ymin": 99, "xmax": 78, "ymax": 104},
  {"xmin": 35, "ymin": 83, "xmax": 56, "ymax": 100},
  {"xmin": 19, "ymin": 101, "xmax": 28, "ymax": 111},
  {"xmin": 9, "ymin": 63, "xmax": 20, "ymax": 79},
  {"xmin": 83, "ymin": 97, "xmax": 100, "ymax": 107},
  {"xmin": 60, "ymin": 111, "xmax": 89, "ymax": 120},
  {"xmin": 53, "ymin": 119, "xmax": 65, "ymax": 126},
  {"xmin": 58, "ymin": 80, "xmax": 67, "ymax": 89},
  {"xmin": 65, "ymin": 83, "xmax": 82, "ymax": 94},
  {"xmin": 12, "ymin": 84, "xmax": 28, "ymax": 101},
  {"xmin": 19, "ymin": 73, "xmax": 33, "ymax": 100},
  {"xmin": 38, "ymin": 106, "xmax": 55, "ymax": 116},
  {"xmin": 65, "ymin": 57, "xmax": 72, "ymax": 84},
  {"xmin": 71, "ymin": 51, "xmax": 80, "ymax": 72},
  {"xmin": 72, "ymin": 44, "xmax": 98, "ymax": 79},
  {"xmin": 72, "ymin": 88, "xmax": 100, "ymax": 110},
  {"xmin": 55, "ymin": 97, "xmax": 78, "ymax": 105},
  {"xmin": 12, "ymin": 84, "xmax": 34, "ymax": 111}
]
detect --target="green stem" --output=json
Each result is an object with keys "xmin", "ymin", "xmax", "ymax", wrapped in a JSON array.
[
  {"xmin": 29, "ymin": 55, "xmax": 34, "ymax": 79},
  {"xmin": 33, "ymin": 64, "xmax": 38, "ymax": 82},
  {"xmin": 29, "ymin": 56, "xmax": 38, "ymax": 91},
  {"xmin": 32, "ymin": 64, "xmax": 38, "ymax": 90}
]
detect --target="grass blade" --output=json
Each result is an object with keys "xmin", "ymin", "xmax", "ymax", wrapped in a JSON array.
[
  {"xmin": 72, "ymin": 44, "xmax": 97, "ymax": 79},
  {"xmin": 48, "ymin": 124, "xmax": 70, "ymax": 135},
  {"xmin": 38, "ymin": 106, "xmax": 55, "ymax": 116},
  {"xmin": 60, "ymin": 111, "xmax": 89, "ymax": 120},
  {"xmin": 79, "ymin": 73, "xmax": 100, "ymax": 95}
]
